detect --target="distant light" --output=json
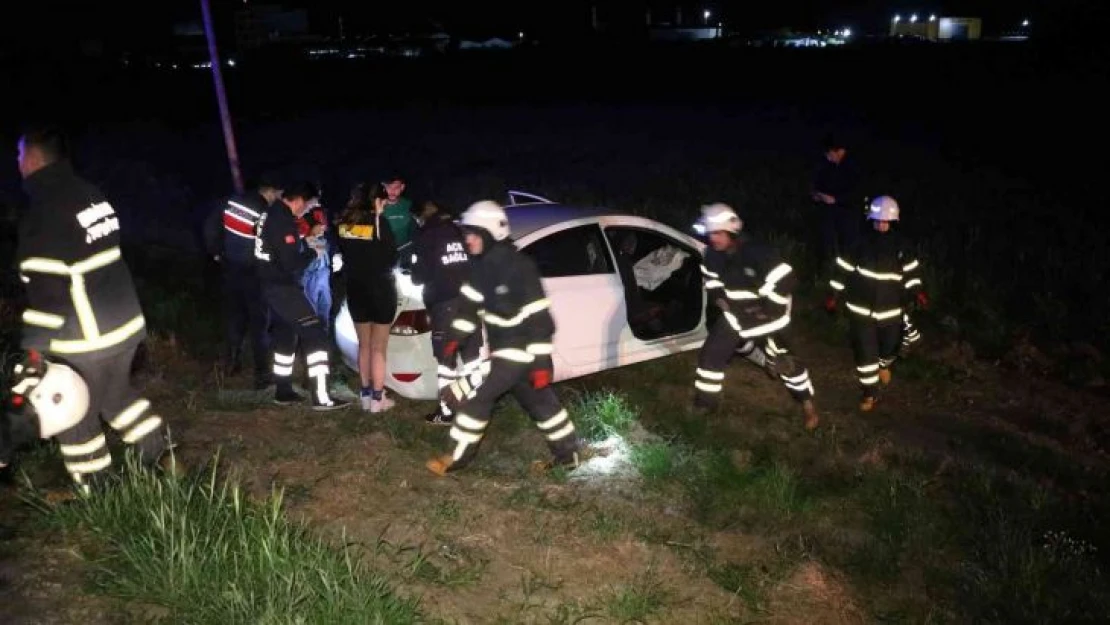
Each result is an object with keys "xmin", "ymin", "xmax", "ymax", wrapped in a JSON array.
[
  {"xmin": 843, "ymin": 27, "xmax": 852, "ymax": 37},
  {"xmin": 929, "ymin": 14, "xmax": 937, "ymax": 22},
  {"xmin": 910, "ymin": 13, "xmax": 918, "ymax": 23},
  {"xmin": 1022, "ymin": 19, "xmax": 1030, "ymax": 27},
  {"xmin": 227, "ymin": 59, "xmax": 236, "ymax": 67},
  {"xmin": 518, "ymin": 31, "xmax": 524, "ymax": 38},
  {"xmin": 893, "ymin": 14, "xmax": 901, "ymax": 23},
  {"xmin": 704, "ymin": 10, "xmax": 711, "ymax": 20}
]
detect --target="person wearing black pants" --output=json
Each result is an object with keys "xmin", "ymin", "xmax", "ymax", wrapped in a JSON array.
[
  {"xmin": 410, "ymin": 201, "xmax": 484, "ymax": 424},
  {"xmin": 427, "ymin": 201, "xmax": 582, "ymax": 476},
  {"xmin": 254, "ymin": 182, "xmax": 350, "ymax": 411},
  {"xmin": 203, "ymin": 175, "xmax": 283, "ymax": 389},
  {"xmin": 692, "ymin": 203, "xmax": 819, "ymax": 430},
  {"xmin": 826, "ymin": 195, "xmax": 927, "ymax": 411}
]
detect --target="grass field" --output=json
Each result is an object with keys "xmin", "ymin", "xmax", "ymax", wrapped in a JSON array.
[{"xmin": 2, "ymin": 46, "xmax": 1109, "ymax": 624}]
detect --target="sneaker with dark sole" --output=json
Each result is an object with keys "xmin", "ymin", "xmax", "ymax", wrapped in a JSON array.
[
  {"xmin": 425, "ymin": 410, "xmax": 454, "ymax": 426},
  {"xmin": 312, "ymin": 398, "xmax": 351, "ymax": 412}
]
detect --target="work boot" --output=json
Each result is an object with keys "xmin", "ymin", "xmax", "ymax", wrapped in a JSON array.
[
  {"xmin": 274, "ymin": 384, "xmax": 304, "ymax": 406},
  {"xmin": 253, "ymin": 371, "xmax": 272, "ymax": 391},
  {"xmin": 859, "ymin": 396, "xmax": 877, "ymax": 412},
  {"xmin": 530, "ymin": 449, "xmax": 590, "ymax": 476},
  {"xmin": 156, "ymin": 450, "xmax": 186, "ymax": 478},
  {"xmin": 426, "ymin": 454, "xmax": 456, "ymax": 477},
  {"xmin": 878, "ymin": 368, "xmax": 892, "ymax": 386},
  {"xmin": 802, "ymin": 399, "xmax": 820, "ymax": 430}
]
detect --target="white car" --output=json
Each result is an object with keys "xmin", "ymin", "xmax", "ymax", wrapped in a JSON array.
[{"xmin": 334, "ymin": 191, "xmax": 710, "ymax": 400}]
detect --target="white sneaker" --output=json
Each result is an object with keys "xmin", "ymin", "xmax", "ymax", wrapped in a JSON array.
[
  {"xmin": 360, "ymin": 395, "xmax": 374, "ymax": 411},
  {"xmin": 369, "ymin": 394, "xmax": 395, "ymax": 413}
]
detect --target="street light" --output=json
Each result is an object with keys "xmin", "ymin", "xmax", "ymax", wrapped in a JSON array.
[
  {"xmin": 843, "ymin": 28, "xmax": 852, "ymax": 38},
  {"xmin": 910, "ymin": 13, "xmax": 918, "ymax": 23},
  {"xmin": 893, "ymin": 14, "xmax": 901, "ymax": 23},
  {"xmin": 929, "ymin": 14, "xmax": 937, "ymax": 22},
  {"xmin": 1022, "ymin": 19, "xmax": 1030, "ymax": 27},
  {"xmin": 704, "ymin": 9, "xmax": 711, "ymax": 23}
]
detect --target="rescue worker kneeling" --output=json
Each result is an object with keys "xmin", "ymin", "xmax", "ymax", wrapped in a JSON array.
[
  {"xmin": 427, "ymin": 201, "xmax": 583, "ymax": 475},
  {"xmin": 13, "ymin": 126, "xmax": 177, "ymax": 493},
  {"xmin": 255, "ymin": 182, "xmax": 350, "ymax": 410},
  {"xmin": 693, "ymin": 203, "xmax": 819, "ymax": 430},
  {"xmin": 826, "ymin": 196, "xmax": 927, "ymax": 411}
]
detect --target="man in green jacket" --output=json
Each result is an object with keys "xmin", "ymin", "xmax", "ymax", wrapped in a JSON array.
[{"xmin": 382, "ymin": 173, "xmax": 417, "ymax": 249}]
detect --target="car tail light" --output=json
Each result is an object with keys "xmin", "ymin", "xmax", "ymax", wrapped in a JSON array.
[{"xmin": 391, "ymin": 310, "xmax": 431, "ymax": 336}]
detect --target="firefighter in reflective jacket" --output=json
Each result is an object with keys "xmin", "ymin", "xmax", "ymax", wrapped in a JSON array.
[
  {"xmin": 426, "ymin": 201, "xmax": 582, "ymax": 475},
  {"xmin": 254, "ymin": 182, "xmax": 350, "ymax": 411},
  {"xmin": 694, "ymin": 203, "xmax": 820, "ymax": 430},
  {"xmin": 13, "ymin": 126, "xmax": 175, "ymax": 493},
  {"xmin": 826, "ymin": 196, "xmax": 927, "ymax": 411},
  {"xmin": 409, "ymin": 201, "xmax": 484, "ymax": 425}
]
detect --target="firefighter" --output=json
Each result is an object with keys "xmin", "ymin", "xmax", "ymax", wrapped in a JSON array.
[
  {"xmin": 826, "ymin": 196, "xmax": 927, "ymax": 411},
  {"xmin": 13, "ymin": 125, "xmax": 177, "ymax": 493},
  {"xmin": 426, "ymin": 201, "xmax": 582, "ymax": 475},
  {"xmin": 254, "ymin": 182, "xmax": 350, "ymax": 410},
  {"xmin": 409, "ymin": 201, "xmax": 484, "ymax": 425},
  {"xmin": 203, "ymin": 174, "xmax": 282, "ymax": 389},
  {"xmin": 693, "ymin": 203, "xmax": 820, "ymax": 430}
]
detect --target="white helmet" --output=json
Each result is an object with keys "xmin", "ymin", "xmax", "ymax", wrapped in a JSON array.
[
  {"xmin": 867, "ymin": 196, "xmax": 900, "ymax": 221},
  {"xmin": 700, "ymin": 203, "xmax": 743, "ymax": 235},
  {"xmin": 10, "ymin": 361, "xmax": 89, "ymax": 439},
  {"xmin": 460, "ymin": 200, "xmax": 510, "ymax": 241}
]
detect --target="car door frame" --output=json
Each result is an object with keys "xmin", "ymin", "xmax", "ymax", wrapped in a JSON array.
[{"xmin": 514, "ymin": 218, "xmax": 627, "ymax": 379}]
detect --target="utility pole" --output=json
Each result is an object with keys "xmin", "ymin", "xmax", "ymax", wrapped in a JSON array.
[{"xmin": 200, "ymin": 0, "xmax": 244, "ymax": 195}]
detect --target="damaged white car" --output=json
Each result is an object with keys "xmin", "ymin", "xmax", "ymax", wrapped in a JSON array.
[{"xmin": 334, "ymin": 191, "xmax": 710, "ymax": 400}]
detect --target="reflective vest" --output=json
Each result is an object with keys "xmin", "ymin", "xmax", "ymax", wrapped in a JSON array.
[{"xmin": 17, "ymin": 162, "xmax": 146, "ymax": 358}]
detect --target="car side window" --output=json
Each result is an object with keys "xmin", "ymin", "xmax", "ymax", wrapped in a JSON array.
[{"xmin": 522, "ymin": 224, "xmax": 614, "ymax": 278}]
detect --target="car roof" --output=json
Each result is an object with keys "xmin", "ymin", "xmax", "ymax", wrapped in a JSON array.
[{"xmin": 503, "ymin": 203, "xmax": 613, "ymax": 239}]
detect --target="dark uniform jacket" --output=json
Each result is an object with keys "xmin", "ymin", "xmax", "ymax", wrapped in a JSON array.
[
  {"xmin": 16, "ymin": 161, "xmax": 146, "ymax": 359},
  {"xmin": 254, "ymin": 202, "xmax": 316, "ymax": 287},
  {"xmin": 410, "ymin": 215, "xmax": 469, "ymax": 307},
  {"xmin": 829, "ymin": 228, "xmax": 923, "ymax": 325},
  {"xmin": 204, "ymin": 191, "xmax": 270, "ymax": 266},
  {"xmin": 448, "ymin": 239, "xmax": 554, "ymax": 368},
  {"xmin": 700, "ymin": 235, "xmax": 796, "ymax": 339}
]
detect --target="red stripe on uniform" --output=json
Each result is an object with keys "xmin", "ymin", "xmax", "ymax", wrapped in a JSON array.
[{"xmin": 223, "ymin": 213, "xmax": 255, "ymax": 237}]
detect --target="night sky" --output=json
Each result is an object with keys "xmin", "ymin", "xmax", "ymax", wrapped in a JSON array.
[{"xmin": 4, "ymin": 0, "xmax": 1093, "ymax": 59}]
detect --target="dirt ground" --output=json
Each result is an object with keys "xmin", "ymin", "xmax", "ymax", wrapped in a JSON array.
[{"xmin": 4, "ymin": 309, "xmax": 1107, "ymax": 624}]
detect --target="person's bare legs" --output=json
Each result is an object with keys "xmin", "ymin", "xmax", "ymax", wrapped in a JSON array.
[
  {"xmin": 368, "ymin": 323, "xmax": 394, "ymax": 412},
  {"xmin": 355, "ymin": 322, "xmax": 373, "ymax": 409}
]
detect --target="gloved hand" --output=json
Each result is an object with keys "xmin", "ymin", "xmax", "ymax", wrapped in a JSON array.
[
  {"xmin": 442, "ymin": 340, "xmax": 459, "ymax": 360},
  {"xmin": 331, "ymin": 253, "xmax": 344, "ymax": 273},
  {"xmin": 530, "ymin": 356, "xmax": 553, "ymax": 390},
  {"xmin": 824, "ymin": 295, "xmax": 837, "ymax": 313},
  {"xmin": 915, "ymin": 291, "xmax": 929, "ymax": 311}
]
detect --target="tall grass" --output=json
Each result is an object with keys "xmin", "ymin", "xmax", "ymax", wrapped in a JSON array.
[{"xmin": 28, "ymin": 455, "xmax": 422, "ymax": 624}]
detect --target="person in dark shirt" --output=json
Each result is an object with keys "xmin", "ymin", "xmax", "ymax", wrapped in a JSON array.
[
  {"xmin": 336, "ymin": 183, "xmax": 399, "ymax": 412},
  {"xmin": 410, "ymin": 200, "xmax": 483, "ymax": 425},
  {"xmin": 811, "ymin": 134, "xmax": 862, "ymax": 273}
]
